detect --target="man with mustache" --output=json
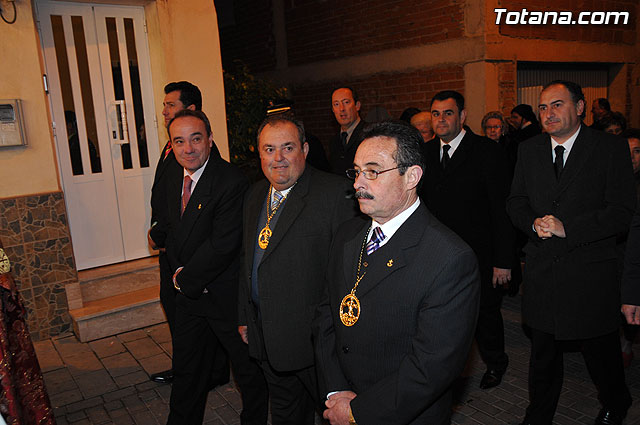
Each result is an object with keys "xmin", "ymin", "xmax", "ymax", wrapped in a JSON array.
[
  {"xmin": 420, "ymin": 90, "xmax": 516, "ymax": 391},
  {"xmin": 314, "ymin": 121, "xmax": 480, "ymax": 424},
  {"xmin": 507, "ymin": 81, "xmax": 635, "ymax": 425}
]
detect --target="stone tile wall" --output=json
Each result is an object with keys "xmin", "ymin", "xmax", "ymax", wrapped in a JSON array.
[{"xmin": 0, "ymin": 191, "xmax": 76, "ymax": 340}]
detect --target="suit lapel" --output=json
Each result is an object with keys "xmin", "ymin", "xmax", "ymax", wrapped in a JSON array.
[
  {"xmin": 443, "ymin": 132, "xmax": 471, "ymax": 176},
  {"xmin": 261, "ymin": 168, "xmax": 312, "ymax": 263},
  {"xmin": 424, "ymin": 139, "xmax": 443, "ymax": 180},
  {"xmin": 534, "ymin": 135, "xmax": 559, "ymax": 190},
  {"xmin": 176, "ymin": 158, "xmax": 215, "ymax": 253},
  {"xmin": 244, "ymin": 181, "xmax": 269, "ymax": 278},
  {"xmin": 355, "ymin": 205, "xmax": 425, "ymax": 298},
  {"xmin": 342, "ymin": 223, "xmax": 370, "ymax": 293},
  {"xmin": 555, "ymin": 126, "xmax": 595, "ymax": 195}
]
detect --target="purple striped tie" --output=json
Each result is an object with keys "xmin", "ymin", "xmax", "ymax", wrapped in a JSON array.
[{"xmin": 366, "ymin": 227, "xmax": 386, "ymax": 255}]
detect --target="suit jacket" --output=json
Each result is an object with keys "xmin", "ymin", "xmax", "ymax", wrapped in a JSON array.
[
  {"xmin": 507, "ymin": 125, "xmax": 636, "ymax": 339},
  {"xmin": 420, "ymin": 131, "xmax": 515, "ymax": 284},
  {"xmin": 328, "ymin": 120, "xmax": 367, "ymax": 176},
  {"xmin": 622, "ymin": 205, "xmax": 640, "ymax": 306},
  {"xmin": 238, "ymin": 166, "xmax": 358, "ymax": 371},
  {"xmin": 313, "ymin": 203, "xmax": 480, "ymax": 424},
  {"xmin": 150, "ymin": 147, "xmax": 249, "ymax": 317}
]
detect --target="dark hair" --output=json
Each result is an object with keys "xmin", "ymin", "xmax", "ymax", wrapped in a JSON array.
[
  {"xmin": 164, "ymin": 81, "xmax": 202, "ymax": 111},
  {"xmin": 623, "ymin": 128, "xmax": 640, "ymax": 140},
  {"xmin": 595, "ymin": 98, "xmax": 611, "ymax": 112},
  {"xmin": 511, "ymin": 104, "xmax": 539, "ymax": 125},
  {"xmin": 361, "ymin": 121, "xmax": 424, "ymax": 175},
  {"xmin": 399, "ymin": 107, "xmax": 421, "ymax": 123},
  {"xmin": 167, "ymin": 109, "xmax": 212, "ymax": 139},
  {"xmin": 542, "ymin": 80, "xmax": 585, "ymax": 119},
  {"xmin": 332, "ymin": 86, "xmax": 359, "ymax": 104},
  {"xmin": 430, "ymin": 90, "xmax": 465, "ymax": 113},
  {"xmin": 599, "ymin": 111, "xmax": 627, "ymax": 132},
  {"xmin": 256, "ymin": 115, "xmax": 306, "ymax": 148}
]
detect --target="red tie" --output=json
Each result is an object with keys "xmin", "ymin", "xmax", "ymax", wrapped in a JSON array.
[
  {"xmin": 163, "ymin": 141, "xmax": 172, "ymax": 160},
  {"xmin": 181, "ymin": 175, "xmax": 192, "ymax": 216}
]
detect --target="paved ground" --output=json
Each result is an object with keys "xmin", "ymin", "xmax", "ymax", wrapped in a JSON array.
[{"xmin": 34, "ymin": 295, "xmax": 640, "ymax": 425}]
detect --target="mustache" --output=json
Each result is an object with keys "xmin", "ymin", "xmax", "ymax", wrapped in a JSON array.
[{"xmin": 354, "ymin": 190, "xmax": 374, "ymax": 200}]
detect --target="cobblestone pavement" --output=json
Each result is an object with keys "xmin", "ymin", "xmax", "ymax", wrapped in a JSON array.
[{"xmin": 34, "ymin": 295, "xmax": 640, "ymax": 425}]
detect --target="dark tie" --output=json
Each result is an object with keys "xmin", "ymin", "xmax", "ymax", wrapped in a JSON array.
[
  {"xmin": 341, "ymin": 131, "xmax": 348, "ymax": 148},
  {"xmin": 181, "ymin": 175, "xmax": 192, "ymax": 216},
  {"xmin": 442, "ymin": 144, "xmax": 451, "ymax": 169},
  {"xmin": 366, "ymin": 227, "xmax": 386, "ymax": 255},
  {"xmin": 554, "ymin": 145, "xmax": 565, "ymax": 179}
]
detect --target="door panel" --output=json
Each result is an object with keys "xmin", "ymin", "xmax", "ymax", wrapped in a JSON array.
[{"xmin": 38, "ymin": 1, "xmax": 159, "ymax": 269}]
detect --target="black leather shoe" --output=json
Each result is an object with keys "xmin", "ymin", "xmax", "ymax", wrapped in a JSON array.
[
  {"xmin": 595, "ymin": 408, "xmax": 626, "ymax": 425},
  {"xmin": 150, "ymin": 369, "xmax": 173, "ymax": 384},
  {"xmin": 479, "ymin": 369, "xmax": 504, "ymax": 389}
]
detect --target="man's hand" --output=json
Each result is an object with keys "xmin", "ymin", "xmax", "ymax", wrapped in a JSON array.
[
  {"xmin": 324, "ymin": 391, "xmax": 356, "ymax": 425},
  {"xmin": 622, "ymin": 305, "xmax": 640, "ymax": 325},
  {"xmin": 533, "ymin": 217, "xmax": 552, "ymax": 239},
  {"xmin": 492, "ymin": 267, "xmax": 511, "ymax": 288},
  {"xmin": 148, "ymin": 229, "xmax": 158, "ymax": 250},
  {"xmin": 238, "ymin": 326, "xmax": 248, "ymax": 344},
  {"xmin": 541, "ymin": 215, "xmax": 566, "ymax": 238}
]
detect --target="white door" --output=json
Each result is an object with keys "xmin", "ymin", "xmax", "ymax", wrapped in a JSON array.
[{"xmin": 37, "ymin": 1, "xmax": 159, "ymax": 270}]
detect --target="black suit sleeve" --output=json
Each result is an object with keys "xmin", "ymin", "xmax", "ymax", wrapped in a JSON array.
[
  {"xmin": 176, "ymin": 175, "xmax": 249, "ymax": 299},
  {"xmin": 351, "ymin": 248, "xmax": 480, "ymax": 424},
  {"xmin": 480, "ymin": 141, "xmax": 515, "ymax": 269},
  {"xmin": 622, "ymin": 206, "xmax": 640, "ymax": 305},
  {"xmin": 507, "ymin": 143, "xmax": 540, "ymax": 238}
]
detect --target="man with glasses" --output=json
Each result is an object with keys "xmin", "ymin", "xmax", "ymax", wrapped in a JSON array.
[
  {"xmin": 314, "ymin": 121, "xmax": 480, "ymax": 424},
  {"xmin": 420, "ymin": 90, "xmax": 515, "ymax": 391}
]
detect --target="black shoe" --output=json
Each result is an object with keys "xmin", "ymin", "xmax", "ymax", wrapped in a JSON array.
[
  {"xmin": 150, "ymin": 369, "xmax": 173, "ymax": 384},
  {"xmin": 595, "ymin": 408, "xmax": 626, "ymax": 425},
  {"xmin": 479, "ymin": 369, "xmax": 504, "ymax": 389}
]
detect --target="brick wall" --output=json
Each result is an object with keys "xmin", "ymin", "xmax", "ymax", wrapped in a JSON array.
[
  {"xmin": 496, "ymin": 0, "xmax": 637, "ymax": 44},
  {"xmin": 292, "ymin": 65, "xmax": 465, "ymax": 144},
  {"xmin": 498, "ymin": 61, "xmax": 517, "ymax": 117},
  {"xmin": 218, "ymin": 0, "xmax": 276, "ymax": 72},
  {"xmin": 285, "ymin": 0, "xmax": 464, "ymax": 66}
]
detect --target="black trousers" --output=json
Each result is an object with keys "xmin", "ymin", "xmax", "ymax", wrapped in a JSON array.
[
  {"xmin": 159, "ymin": 255, "xmax": 229, "ymax": 384},
  {"xmin": 524, "ymin": 328, "xmax": 631, "ymax": 424},
  {"xmin": 260, "ymin": 360, "xmax": 320, "ymax": 425},
  {"xmin": 167, "ymin": 302, "xmax": 268, "ymax": 425},
  {"xmin": 475, "ymin": 283, "xmax": 508, "ymax": 372}
]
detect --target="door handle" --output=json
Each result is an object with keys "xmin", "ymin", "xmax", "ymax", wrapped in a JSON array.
[{"xmin": 109, "ymin": 100, "xmax": 130, "ymax": 145}]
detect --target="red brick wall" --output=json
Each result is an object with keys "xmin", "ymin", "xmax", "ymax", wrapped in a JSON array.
[
  {"xmin": 218, "ymin": 0, "xmax": 276, "ymax": 72},
  {"xmin": 495, "ymin": 1, "xmax": 637, "ymax": 44},
  {"xmin": 292, "ymin": 65, "xmax": 465, "ymax": 144},
  {"xmin": 498, "ymin": 61, "xmax": 517, "ymax": 117},
  {"xmin": 285, "ymin": 0, "xmax": 464, "ymax": 66}
]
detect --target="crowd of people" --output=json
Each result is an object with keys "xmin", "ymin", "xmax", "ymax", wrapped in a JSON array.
[{"xmin": 147, "ymin": 79, "xmax": 640, "ymax": 425}]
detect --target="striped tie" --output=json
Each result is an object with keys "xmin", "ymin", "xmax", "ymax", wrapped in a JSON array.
[
  {"xmin": 366, "ymin": 227, "xmax": 386, "ymax": 255},
  {"xmin": 271, "ymin": 190, "xmax": 283, "ymax": 209}
]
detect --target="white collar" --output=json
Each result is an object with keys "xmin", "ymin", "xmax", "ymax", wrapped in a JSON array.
[
  {"xmin": 440, "ymin": 128, "xmax": 466, "ymax": 157},
  {"xmin": 368, "ymin": 198, "xmax": 421, "ymax": 247},
  {"xmin": 550, "ymin": 125, "xmax": 581, "ymax": 160}
]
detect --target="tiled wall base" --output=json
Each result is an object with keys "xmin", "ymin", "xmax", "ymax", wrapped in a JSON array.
[{"xmin": 0, "ymin": 192, "xmax": 76, "ymax": 340}]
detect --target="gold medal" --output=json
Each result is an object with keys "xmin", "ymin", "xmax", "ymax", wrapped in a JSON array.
[
  {"xmin": 338, "ymin": 227, "xmax": 371, "ymax": 327},
  {"xmin": 258, "ymin": 185, "xmax": 291, "ymax": 250},
  {"xmin": 258, "ymin": 226, "xmax": 272, "ymax": 249},
  {"xmin": 339, "ymin": 293, "xmax": 361, "ymax": 326}
]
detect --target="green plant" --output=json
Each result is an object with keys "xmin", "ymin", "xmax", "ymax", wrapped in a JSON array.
[{"xmin": 223, "ymin": 62, "xmax": 288, "ymax": 166}]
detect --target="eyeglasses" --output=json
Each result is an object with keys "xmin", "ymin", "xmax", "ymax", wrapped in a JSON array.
[{"xmin": 345, "ymin": 166, "xmax": 405, "ymax": 180}]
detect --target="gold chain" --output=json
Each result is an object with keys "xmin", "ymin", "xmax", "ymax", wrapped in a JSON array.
[
  {"xmin": 258, "ymin": 185, "xmax": 291, "ymax": 250},
  {"xmin": 339, "ymin": 226, "xmax": 371, "ymax": 326}
]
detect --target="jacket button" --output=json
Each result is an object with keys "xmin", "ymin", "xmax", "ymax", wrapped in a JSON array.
[
  {"xmin": 552, "ymin": 201, "xmax": 559, "ymax": 207},
  {"xmin": 342, "ymin": 346, "xmax": 349, "ymax": 353}
]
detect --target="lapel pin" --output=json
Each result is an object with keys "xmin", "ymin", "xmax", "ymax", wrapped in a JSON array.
[
  {"xmin": 363, "ymin": 262, "xmax": 368, "ymax": 268},
  {"xmin": 198, "ymin": 203, "xmax": 202, "ymax": 210},
  {"xmin": 387, "ymin": 259, "xmax": 394, "ymax": 267}
]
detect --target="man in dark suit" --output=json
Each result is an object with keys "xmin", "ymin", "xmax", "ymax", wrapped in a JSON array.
[
  {"xmin": 237, "ymin": 116, "xmax": 357, "ymax": 425},
  {"xmin": 148, "ymin": 81, "xmax": 228, "ymax": 386},
  {"xmin": 328, "ymin": 87, "xmax": 367, "ymax": 175},
  {"xmin": 507, "ymin": 80, "xmax": 635, "ymax": 425},
  {"xmin": 420, "ymin": 90, "xmax": 515, "ymax": 390},
  {"xmin": 150, "ymin": 110, "xmax": 268, "ymax": 425},
  {"xmin": 314, "ymin": 122, "xmax": 480, "ymax": 425}
]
